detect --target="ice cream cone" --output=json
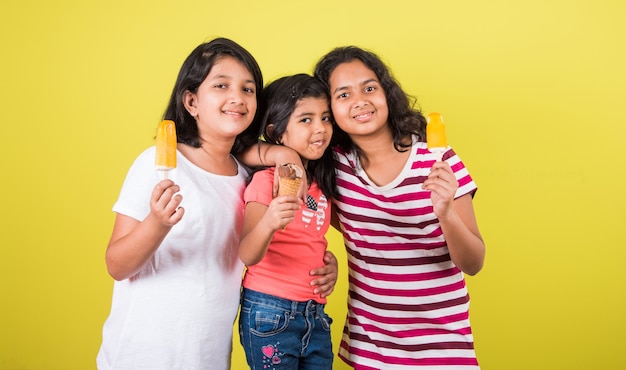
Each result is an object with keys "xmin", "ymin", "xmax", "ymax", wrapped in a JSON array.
[{"xmin": 277, "ymin": 163, "xmax": 303, "ymax": 196}]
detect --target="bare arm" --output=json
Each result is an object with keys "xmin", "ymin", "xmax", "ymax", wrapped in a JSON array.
[
  {"xmin": 439, "ymin": 194, "xmax": 485, "ymax": 275},
  {"xmin": 238, "ymin": 196, "xmax": 300, "ymax": 266},
  {"xmin": 422, "ymin": 162, "xmax": 485, "ymax": 275},
  {"xmin": 237, "ymin": 142, "xmax": 302, "ymax": 168},
  {"xmin": 105, "ymin": 180, "xmax": 184, "ymax": 281}
]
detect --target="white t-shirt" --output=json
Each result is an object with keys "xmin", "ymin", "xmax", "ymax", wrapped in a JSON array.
[{"xmin": 97, "ymin": 147, "xmax": 247, "ymax": 370}]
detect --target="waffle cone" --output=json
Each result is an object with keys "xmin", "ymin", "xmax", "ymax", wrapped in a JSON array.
[
  {"xmin": 278, "ymin": 177, "xmax": 302, "ymax": 196},
  {"xmin": 277, "ymin": 163, "xmax": 303, "ymax": 196}
]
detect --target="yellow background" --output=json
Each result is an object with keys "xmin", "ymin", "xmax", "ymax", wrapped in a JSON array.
[{"xmin": 1, "ymin": 0, "xmax": 625, "ymax": 369}]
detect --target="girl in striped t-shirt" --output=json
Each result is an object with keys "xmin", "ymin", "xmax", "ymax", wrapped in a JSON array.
[{"xmin": 312, "ymin": 46, "xmax": 486, "ymax": 369}]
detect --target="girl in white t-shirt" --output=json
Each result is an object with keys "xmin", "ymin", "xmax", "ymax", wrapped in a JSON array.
[{"xmin": 97, "ymin": 39, "xmax": 337, "ymax": 370}]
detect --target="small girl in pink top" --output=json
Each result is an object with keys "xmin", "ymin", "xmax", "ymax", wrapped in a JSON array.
[{"xmin": 238, "ymin": 74, "xmax": 336, "ymax": 370}]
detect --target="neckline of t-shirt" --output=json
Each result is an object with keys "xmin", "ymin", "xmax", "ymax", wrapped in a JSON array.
[
  {"xmin": 353, "ymin": 138, "xmax": 419, "ymax": 192},
  {"xmin": 172, "ymin": 148, "xmax": 244, "ymax": 179}
]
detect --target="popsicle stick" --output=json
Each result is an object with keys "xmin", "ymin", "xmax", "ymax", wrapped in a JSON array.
[
  {"xmin": 431, "ymin": 147, "xmax": 445, "ymax": 162},
  {"xmin": 158, "ymin": 169, "xmax": 170, "ymax": 180}
]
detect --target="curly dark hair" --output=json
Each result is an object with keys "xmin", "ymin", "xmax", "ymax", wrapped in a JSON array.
[{"xmin": 313, "ymin": 46, "xmax": 426, "ymax": 164}]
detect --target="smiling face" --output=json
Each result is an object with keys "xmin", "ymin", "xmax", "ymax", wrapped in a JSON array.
[
  {"xmin": 328, "ymin": 59, "xmax": 390, "ymax": 140},
  {"xmin": 277, "ymin": 96, "xmax": 333, "ymax": 164},
  {"xmin": 185, "ymin": 55, "xmax": 258, "ymax": 140}
]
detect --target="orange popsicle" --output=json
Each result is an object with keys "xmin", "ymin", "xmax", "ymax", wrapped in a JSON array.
[
  {"xmin": 426, "ymin": 112, "xmax": 447, "ymax": 161},
  {"xmin": 155, "ymin": 120, "xmax": 177, "ymax": 178}
]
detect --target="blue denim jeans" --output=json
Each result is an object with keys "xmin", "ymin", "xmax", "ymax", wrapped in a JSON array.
[{"xmin": 239, "ymin": 287, "xmax": 333, "ymax": 370}]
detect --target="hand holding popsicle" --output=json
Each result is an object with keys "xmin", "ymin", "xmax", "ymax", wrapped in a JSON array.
[
  {"xmin": 426, "ymin": 112, "xmax": 448, "ymax": 162},
  {"xmin": 150, "ymin": 179, "xmax": 184, "ymax": 227},
  {"xmin": 155, "ymin": 120, "xmax": 177, "ymax": 179}
]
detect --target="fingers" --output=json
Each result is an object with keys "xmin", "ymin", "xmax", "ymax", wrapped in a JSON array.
[
  {"xmin": 316, "ymin": 281, "xmax": 336, "ymax": 298},
  {"xmin": 272, "ymin": 168, "xmax": 280, "ymax": 197},
  {"xmin": 267, "ymin": 195, "xmax": 301, "ymax": 230},
  {"xmin": 272, "ymin": 195, "xmax": 301, "ymax": 205},
  {"xmin": 422, "ymin": 162, "xmax": 456, "ymax": 193},
  {"xmin": 169, "ymin": 206, "xmax": 185, "ymax": 224},
  {"xmin": 421, "ymin": 162, "xmax": 459, "ymax": 218},
  {"xmin": 152, "ymin": 179, "xmax": 179, "ymax": 203},
  {"xmin": 428, "ymin": 162, "xmax": 453, "ymax": 181},
  {"xmin": 310, "ymin": 253, "xmax": 339, "ymax": 297},
  {"xmin": 323, "ymin": 250, "xmax": 338, "ymax": 266},
  {"xmin": 151, "ymin": 180, "xmax": 184, "ymax": 226},
  {"xmin": 310, "ymin": 271, "xmax": 337, "ymax": 297}
]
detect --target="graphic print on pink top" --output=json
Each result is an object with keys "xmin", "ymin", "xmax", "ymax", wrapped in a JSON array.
[{"xmin": 242, "ymin": 168, "xmax": 330, "ymax": 303}]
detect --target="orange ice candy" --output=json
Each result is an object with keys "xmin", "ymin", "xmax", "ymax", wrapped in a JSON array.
[
  {"xmin": 426, "ymin": 112, "xmax": 447, "ymax": 161},
  {"xmin": 155, "ymin": 120, "xmax": 177, "ymax": 177}
]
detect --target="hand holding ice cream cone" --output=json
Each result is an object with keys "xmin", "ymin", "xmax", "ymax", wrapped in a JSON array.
[{"xmin": 276, "ymin": 163, "xmax": 303, "ymax": 231}]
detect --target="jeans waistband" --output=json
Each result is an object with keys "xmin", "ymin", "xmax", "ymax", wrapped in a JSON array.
[{"xmin": 241, "ymin": 287, "xmax": 325, "ymax": 315}]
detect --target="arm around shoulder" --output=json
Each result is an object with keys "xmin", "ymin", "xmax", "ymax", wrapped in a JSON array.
[{"xmin": 236, "ymin": 142, "xmax": 303, "ymax": 169}]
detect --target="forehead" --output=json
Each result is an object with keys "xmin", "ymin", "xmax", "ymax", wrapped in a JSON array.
[
  {"xmin": 294, "ymin": 96, "xmax": 329, "ymax": 110},
  {"xmin": 208, "ymin": 55, "xmax": 254, "ymax": 81},
  {"xmin": 329, "ymin": 60, "xmax": 378, "ymax": 89}
]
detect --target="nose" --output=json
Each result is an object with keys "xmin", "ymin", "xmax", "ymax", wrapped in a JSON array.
[
  {"xmin": 353, "ymin": 91, "xmax": 369, "ymax": 109},
  {"xmin": 313, "ymin": 119, "xmax": 327, "ymax": 133},
  {"xmin": 229, "ymin": 89, "xmax": 245, "ymax": 104}
]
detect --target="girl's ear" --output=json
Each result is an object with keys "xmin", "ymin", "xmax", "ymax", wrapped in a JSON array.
[
  {"xmin": 265, "ymin": 124, "xmax": 278, "ymax": 143},
  {"xmin": 183, "ymin": 91, "xmax": 197, "ymax": 118}
]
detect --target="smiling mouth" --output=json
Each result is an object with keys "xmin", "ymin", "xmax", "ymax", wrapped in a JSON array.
[
  {"xmin": 353, "ymin": 111, "xmax": 373, "ymax": 120},
  {"xmin": 223, "ymin": 110, "xmax": 245, "ymax": 117}
]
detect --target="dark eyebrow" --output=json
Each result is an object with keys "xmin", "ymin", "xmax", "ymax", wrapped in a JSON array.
[
  {"xmin": 211, "ymin": 74, "xmax": 255, "ymax": 85},
  {"xmin": 294, "ymin": 111, "xmax": 313, "ymax": 118},
  {"xmin": 294, "ymin": 108, "xmax": 332, "ymax": 119},
  {"xmin": 332, "ymin": 78, "xmax": 379, "ymax": 95},
  {"xmin": 332, "ymin": 85, "xmax": 348, "ymax": 96}
]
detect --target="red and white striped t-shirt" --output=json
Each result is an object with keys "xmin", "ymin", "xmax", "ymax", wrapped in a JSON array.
[{"xmin": 334, "ymin": 139, "xmax": 480, "ymax": 370}]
